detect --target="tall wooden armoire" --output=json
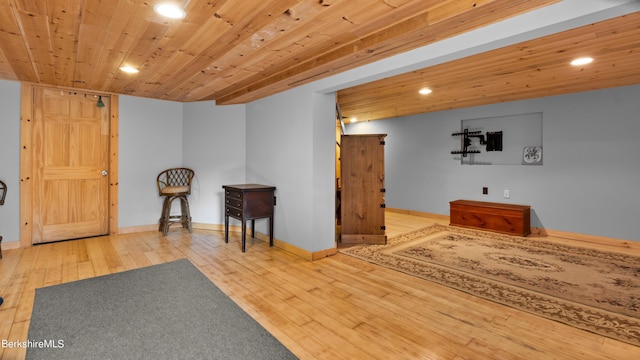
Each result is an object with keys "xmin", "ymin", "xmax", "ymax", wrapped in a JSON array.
[{"xmin": 340, "ymin": 134, "xmax": 387, "ymax": 244}]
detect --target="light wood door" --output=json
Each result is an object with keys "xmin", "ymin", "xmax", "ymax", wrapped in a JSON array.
[
  {"xmin": 340, "ymin": 134, "xmax": 387, "ymax": 244},
  {"xmin": 31, "ymin": 88, "xmax": 110, "ymax": 243}
]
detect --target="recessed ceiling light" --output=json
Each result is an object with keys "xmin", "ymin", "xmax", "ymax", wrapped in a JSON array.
[
  {"xmin": 350, "ymin": 117, "xmax": 358, "ymax": 123},
  {"xmin": 154, "ymin": 3, "xmax": 186, "ymax": 19},
  {"xmin": 119, "ymin": 66, "xmax": 140, "ymax": 74},
  {"xmin": 419, "ymin": 87, "xmax": 432, "ymax": 95},
  {"xmin": 570, "ymin": 57, "xmax": 593, "ymax": 66}
]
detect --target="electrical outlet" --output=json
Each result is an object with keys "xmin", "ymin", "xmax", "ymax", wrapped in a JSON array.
[
  {"xmin": 482, "ymin": 187, "xmax": 488, "ymax": 195},
  {"xmin": 503, "ymin": 189, "xmax": 510, "ymax": 199}
]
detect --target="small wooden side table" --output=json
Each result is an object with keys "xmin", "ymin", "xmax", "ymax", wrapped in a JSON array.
[{"xmin": 223, "ymin": 184, "xmax": 276, "ymax": 252}]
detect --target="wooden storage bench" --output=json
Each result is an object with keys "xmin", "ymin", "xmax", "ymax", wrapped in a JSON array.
[{"xmin": 449, "ymin": 200, "xmax": 531, "ymax": 236}]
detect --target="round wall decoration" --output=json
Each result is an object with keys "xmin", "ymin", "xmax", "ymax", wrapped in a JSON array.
[{"xmin": 523, "ymin": 146, "xmax": 542, "ymax": 164}]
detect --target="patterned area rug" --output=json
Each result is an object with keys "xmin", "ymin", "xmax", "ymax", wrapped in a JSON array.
[{"xmin": 340, "ymin": 224, "xmax": 640, "ymax": 346}]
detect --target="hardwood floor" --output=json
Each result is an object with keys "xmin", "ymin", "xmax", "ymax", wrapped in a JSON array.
[{"xmin": 1, "ymin": 212, "xmax": 639, "ymax": 359}]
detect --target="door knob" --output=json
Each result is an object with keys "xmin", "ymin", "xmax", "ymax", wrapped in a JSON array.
[{"xmin": 101, "ymin": 170, "xmax": 108, "ymax": 176}]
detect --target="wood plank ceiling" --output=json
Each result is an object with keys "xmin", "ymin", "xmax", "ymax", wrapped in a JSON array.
[
  {"xmin": 0, "ymin": 0, "xmax": 559, "ymax": 107},
  {"xmin": 338, "ymin": 10, "xmax": 640, "ymax": 122}
]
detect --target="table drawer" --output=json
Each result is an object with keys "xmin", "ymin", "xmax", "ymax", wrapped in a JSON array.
[
  {"xmin": 225, "ymin": 189, "xmax": 242, "ymax": 200},
  {"xmin": 225, "ymin": 197, "xmax": 243, "ymax": 209},
  {"xmin": 225, "ymin": 206, "xmax": 243, "ymax": 219}
]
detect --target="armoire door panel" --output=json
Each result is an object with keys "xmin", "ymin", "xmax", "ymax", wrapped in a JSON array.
[{"xmin": 340, "ymin": 134, "xmax": 387, "ymax": 245}]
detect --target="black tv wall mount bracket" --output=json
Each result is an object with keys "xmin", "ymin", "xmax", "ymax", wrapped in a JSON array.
[{"xmin": 451, "ymin": 129, "xmax": 503, "ymax": 157}]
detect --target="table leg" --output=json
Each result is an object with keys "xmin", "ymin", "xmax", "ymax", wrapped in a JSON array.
[
  {"xmin": 224, "ymin": 215, "xmax": 229, "ymax": 243},
  {"xmin": 251, "ymin": 219, "xmax": 255, "ymax": 238},
  {"xmin": 269, "ymin": 216, "xmax": 274, "ymax": 247},
  {"xmin": 241, "ymin": 220, "xmax": 247, "ymax": 252},
  {"xmin": 269, "ymin": 216, "xmax": 273, "ymax": 246}
]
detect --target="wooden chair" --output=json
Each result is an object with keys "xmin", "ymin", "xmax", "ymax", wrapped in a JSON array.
[
  {"xmin": 0, "ymin": 180, "xmax": 6, "ymax": 206},
  {"xmin": 157, "ymin": 168, "xmax": 194, "ymax": 236},
  {"xmin": 0, "ymin": 180, "xmax": 6, "ymax": 258}
]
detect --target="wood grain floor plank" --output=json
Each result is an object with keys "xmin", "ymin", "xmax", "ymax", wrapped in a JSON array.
[{"xmin": 1, "ymin": 212, "xmax": 639, "ymax": 359}]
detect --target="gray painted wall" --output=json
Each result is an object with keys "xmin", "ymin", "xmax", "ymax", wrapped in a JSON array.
[
  {"xmin": 346, "ymin": 84, "xmax": 640, "ymax": 241},
  {"xmin": 2, "ymin": 83, "xmax": 639, "ymax": 250},
  {"xmin": 0, "ymin": 80, "xmax": 21, "ymax": 244},
  {"xmin": 118, "ymin": 96, "xmax": 184, "ymax": 227},
  {"xmin": 182, "ymin": 100, "xmax": 246, "ymax": 225},
  {"xmin": 119, "ymin": 97, "xmax": 248, "ymax": 229},
  {"xmin": 2, "ymin": 1, "xmax": 639, "ymax": 249},
  {"xmin": 245, "ymin": 84, "xmax": 336, "ymax": 252}
]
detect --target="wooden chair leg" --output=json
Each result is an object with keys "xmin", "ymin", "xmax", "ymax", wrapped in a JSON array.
[
  {"xmin": 179, "ymin": 196, "xmax": 187, "ymax": 229},
  {"xmin": 159, "ymin": 196, "xmax": 170, "ymax": 232},
  {"xmin": 180, "ymin": 195, "xmax": 192, "ymax": 233},
  {"xmin": 162, "ymin": 196, "xmax": 174, "ymax": 236},
  {"xmin": 159, "ymin": 194, "xmax": 192, "ymax": 236}
]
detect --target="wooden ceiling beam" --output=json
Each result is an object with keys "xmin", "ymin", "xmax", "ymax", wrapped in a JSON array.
[
  {"xmin": 165, "ymin": 0, "xmax": 361, "ymax": 101},
  {"xmin": 189, "ymin": 0, "xmax": 457, "ymax": 102},
  {"xmin": 214, "ymin": 0, "xmax": 558, "ymax": 105}
]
